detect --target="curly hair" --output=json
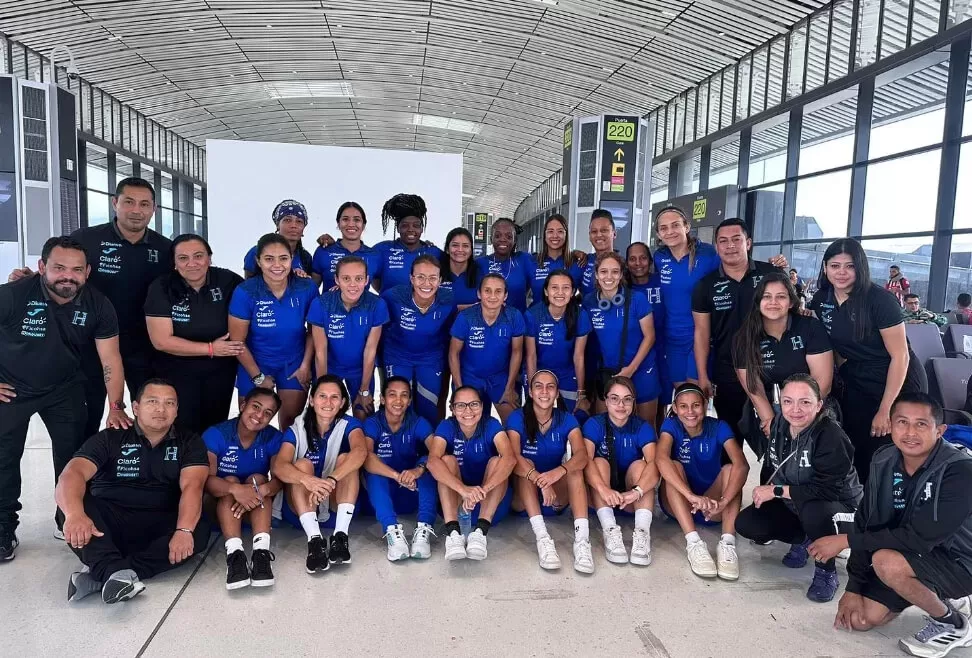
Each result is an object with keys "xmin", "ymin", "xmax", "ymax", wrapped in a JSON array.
[{"xmin": 381, "ymin": 193, "xmax": 427, "ymax": 235}]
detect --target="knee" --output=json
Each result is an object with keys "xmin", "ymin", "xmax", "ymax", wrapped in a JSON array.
[
  {"xmin": 440, "ymin": 455, "xmax": 459, "ymax": 474},
  {"xmin": 872, "ymin": 549, "xmax": 909, "ymax": 583},
  {"xmin": 295, "ymin": 458, "xmax": 314, "ymax": 475},
  {"xmin": 224, "ymin": 476, "xmax": 241, "ymax": 484},
  {"xmin": 249, "ymin": 474, "xmax": 268, "ymax": 485}
]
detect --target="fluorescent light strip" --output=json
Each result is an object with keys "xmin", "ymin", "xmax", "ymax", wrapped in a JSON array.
[
  {"xmin": 411, "ymin": 113, "xmax": 481, "ymax": 134},
  {"xmin": 264, "ymin": 81, "xmax": 355, "ymax": 99}
]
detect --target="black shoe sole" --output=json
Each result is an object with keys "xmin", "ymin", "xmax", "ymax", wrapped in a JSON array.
[
  {"xmin": 103, "ymin": 581, "xmax": 145, "ymax": 604},
  {"xmin": 305, "ymin": 561, "xmax": 330, "ymax": 574},
  {"xmin": 329, "ymin": 555, "xmax": 351, "ymax": 565}
]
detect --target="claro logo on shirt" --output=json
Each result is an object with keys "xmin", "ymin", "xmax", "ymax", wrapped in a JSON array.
[
  {"xmin": 254, "ymin": 301, "xmax": 276, "ymax": 329},
  {"xmin": 400, "ymin": 307, "xmax": 417, "ymax": 331},
  {"xmin": 538, "ymin": 324, "xmax": 555, "ymax": 345},
  {"xmin": 21, "ymin": 301, "xmax": 47, "ymax": 338},
  {"xmin": 116, "ymin": 443, "xmax": 141, "ymax": 478},
  {"xmin": 469, "ymin": 326, "xmax": 486, "ymax": 349},
  {"xmin": 591, "ymin": 310, "xmax": 605, "ymax": 330},
  {"xmin": 99, "ymin": 241, "xmax": 123, "ymax": 275}
]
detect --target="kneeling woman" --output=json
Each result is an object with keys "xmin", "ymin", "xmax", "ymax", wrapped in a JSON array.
[
  {"xmin": 507, "ymin": 370, "xmax": 594, "ymax": 573},
  {"xmin": 657, "ymin": 383, "xmax": 749, "ymax": 581},
  {"xmin": 362, "ymin": 377, "xmax": 437, "ymax": 561},
  {"xmin": 583, "ymin": 376, "xmax": 659, "ymax": 566},
  {"xmin": 203, "ymin": 388, "xmax": 286, "ymax": 590},
  {"xmin": 271, "ymin": 375, "xmax": 368, "ymax": 573},
  {"xmin": 736, "ymin": 374, "xmax": 863, "ymax": 603},
  {"xmin": 426, "ymin": 386, "xmax": 516, "ymax": 561}
]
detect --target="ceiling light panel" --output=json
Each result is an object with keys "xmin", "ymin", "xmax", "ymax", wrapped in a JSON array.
[
  {"xmin": 411, "ymin": 113, "xmax": 482, "ymax": 134},
  {"xmin": 263, "ymin": 81, "xmax": 355, "ymax": 98}
]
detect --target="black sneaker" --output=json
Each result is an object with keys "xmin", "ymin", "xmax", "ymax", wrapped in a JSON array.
[
  {"xmin": 225, "ymin": 550, "xmax": 250, "ymax": 590},
  {"xmin": 329, "ymin": 532, "xmax": 351, "ymax": 565},
  {"xmin": 305, "ymin": 536, "xmax": 329, "ymax": 574},
  {"xmin": 0, "ymin": 527, "xmax": 18, "ymax": 561},
  {"xmin": 101, "ymin": 569, "xmax": 145, "ymax": 604},
  {"xmin": 250, "ymin": 549, "xmax": 275, "ymax": 587}
]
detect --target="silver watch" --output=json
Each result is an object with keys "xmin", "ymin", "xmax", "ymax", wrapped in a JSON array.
[
  {"xmin": 251, "ymin": 373, "xmax": 266, "ymax": 386},
  {"xmin": 359, "ymin": 390, "xmax": 372, "ymax": 397}
]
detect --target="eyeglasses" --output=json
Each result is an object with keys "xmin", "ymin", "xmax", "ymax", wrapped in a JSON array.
[
  {"xmin": 453, "ymin": 401, "xmax": 483, "ymax": 412},
  {"xmin": 412, "ymin": 274, "xmax": 440, "ymax": 285},
  {"xmin": 606, "ymin": 394, "xmax": 635, "ymax": 406}
]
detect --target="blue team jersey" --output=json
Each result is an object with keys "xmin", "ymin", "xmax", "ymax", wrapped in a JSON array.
[
  {"xmin": 243, "ymin": 245, "xmax": 312, "ymax": 276},
  {"xmin": 228, "ymin": 276, "xmax": 318, "ymax": 366},
  {"xmin": 306, "ymin": 289, "xmax": 389, "ymax": 376},
  {"xmin": 525, "ymin": 303, "xmax": 592, "ymax": 376},
  {"xmin": 475, "ymin": 251, "xmax": 535, "ymax": 311},
  {"xmin": 505, "ymin": 407, "xmax": 578, "ymax": 472},
  {"xmin": 381, "ymin": 285, "xmax": 456, "ymax": 367},
  {"xmin": 528, "ymin": 255, "xmax": 584, "ymax": 304},
  {"xmin": 632, "ymin": 273, "xmax": 666, "ymax": 350},
  {"xmin": 439, "ymin": 271, "xmax": 480, "ymax": 306},
  {"xmin": 203, "ymin": 419, "xmax": 286, "ymax": 478},
  {"xmin": 583, "ymin": 413, "xmax": 656, "ymax": 472},
  {"xmin": 283, "ymin": 415, "xmax": 362, "ymax": 473},
  {"xmin": 434, "ymin": 416, "xmax": 504, "ymax": 482},
  {"xmin": 661, "ymin": 416, "xmax": 734, "ymax": 490},
  {"xmin": 582, "ymin": 289, "xmax": 655, "ymax": 371},
  {"xmin": 373, "ymin": 240, "xmax": 443, "ymax": 293},
  {"xmin": 363, "ymin": 410, "xmax": 434, "ymax": 472},
  {"xmin": 311, "ymin": 241, "xmax": 381, "ymax": 291},
  {"xmin": 653, "ymin": 242, "xmax": 719, "ymax": 347},
  {"xmin": 450, "ymin": 304, "xmax": 525, "ymax": 380}
]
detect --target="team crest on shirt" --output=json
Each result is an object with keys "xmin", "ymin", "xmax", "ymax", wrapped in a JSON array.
[
  {"xmin": 21, "ymin": 301, "xmax": 47, "ymax": 338},
  {"xmin": 210, "ymin": 288, "xmax": 223, "ymax": 302},
  {"xmin": 147, "ymin": 249, "xmax": 159, "ymax": 263},
  {"xmin": 922, "ymin": 482, "xmax": 934, "ymax": 502},
  {"xmin": 164, "ymin": 446, "xmax": 179, "ymax": 461},
  {"xmin": 71, "ymin": 311, "xmax": 88, "ymax": 327},
  {"xmin": 790, "ymin": 336, "xmax": 804, "ymax": 350}
]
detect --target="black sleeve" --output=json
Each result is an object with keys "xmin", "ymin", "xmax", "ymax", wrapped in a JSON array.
[
  {"xmin": 845, "ymin": 488, "xmax": 872, "ymax": 594},
  {"xmin": 180, "ymin": 433, "xmax": 210, "ymax": 468},
  {"xmin": 93, "ymin": 293, "xmax": 120, "ymax": 340},
  {"xmin": 803, "ymin": 317, "xmax": 832, "ymax": 355},
  {"xmin": 0, "ymin": 284, "xmax": 15, "ymax": 326},
  {"xmin": 789, "ymin": 425, "xmax": 855, "ymax": 504},
  {"xmin": 807, "ymin": 290, "xmax": 823, "ymax": 314},
  {"xmin": 224, "ymin": 270, "xmax": 244, "ymax": 298},
  {"xmin": 691, "ymin": 276, "xmax": 713, "ymax": 314},
  {"xmin": 870, "ymin": 286, "xmax": 906, "ymax": 330},
  {"xmin": 74, "ymin": 430, "xmax": 113, "ymax": 471},
  {"xmin": 143, "ymin": 277, "xmax": 172, "ymax": 318}
]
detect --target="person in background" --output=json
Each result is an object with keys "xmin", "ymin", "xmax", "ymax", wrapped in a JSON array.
[
  {"xmin": 902, "ymin": 293, "xmax": 947, "ymax": 328},
  {"xmin": 311, "ymin": 202, "xmax": 380, "ymax": 292},
  {"xmin": 145, "ymin": 234, "xmax": 244, "ymax": 434},
  {"xmin": 438, "ymin": 227, "xmax": 480, "ymax": 308},
  {"xmin": 789, "ymin": 269, "xmax": 806, "ymax": 302},
  {"xmin": 886, "ymin": 264, "xmax": 911, "ymax": 308},
  {"xmin": 373, "ymin": 194, "xmax": 442, "ymax": 293},
  {"xmin": 243, "ymin": 200, "xmax": 319, "ymax": 286},
  {"xmin": 57, "ymin": 379, "xmax": 209, "ymax": 605},
  {"xmin": 953, "ymin": 293, "xmax": 972, "ymax": 324},
  {"xmin": 475, "ymin": 217, "xmax": 534, "ymax": 312},
  {"xmin": 308, "ymin": 255, "xmax": 388, "ymax": 420},
  {"xmin": 822, "ymin": 393, "xmax": 972, "ymax": 658},
  {"xmin": 579, "ymin": 209, "xmax": 618, "ymax": 297},
  {"xmin": 202, "ymin": 388, "xmax": 284, "ymax": 590},
  {"xmin": 736, "ymin": 375, "xmax": 862, "ymax": 604},
  {"xmin": 528, "ymin": 214, "xmax": 584, "ymax": 304},
  {"xmin": 229, "ymin": 233, "xmax": 318, "ymax": 431},
  {"xmin": 657, "ymin": 383, "xmax": 747, "ymax": 581},
  {"xmin": 0, "ymin": 237, "xmax": 130, "ymax": 559},
  {"xmin": 627, "ymin": 241, "xmax": 668, "ymax": 406}
]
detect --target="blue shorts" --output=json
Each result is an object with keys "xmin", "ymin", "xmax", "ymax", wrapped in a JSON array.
[
  {"xmin": 664, "ymin": 343, "xmax": 698, "ymax": 385},
  {"xmin": 632, "ymin": 364, "xmax": 661, "ymax": 404},
  {"xmin": 236, "ymin": 359, "xmax": 307, "ymax": 396},
  {"xmin": 383, "ymin": 362, "xmax": 445, "ymax": 427},
  {"xmin": 463, "ymin": 371, "xmax": 520, "ymax": 413},
  {"xmin": 334, "ymin": 370, "xmax": 374, "ymax": 414}
]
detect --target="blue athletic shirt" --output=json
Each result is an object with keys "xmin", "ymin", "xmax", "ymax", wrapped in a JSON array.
[
  {"xmin": 203, "ymin": 419, "xmax": 286, "ymax": 478},
  {"xmin": 528, "ymin": 255, "xmax": 584, "ymax": 304},
  {"xmin": 661, "ymin": 416, "xmax": 734, "ymax": 490},
  {"xmin": 579, "ymin": 252, "xmax": 598, "ymax": 296},
  {"xmin": 363, "ymin": 410, "xmax": 434, "ymax": 472},
  {"xmin": 632, "ymin": 273, "xmax": 666, "ymax": 353},
  {"xmin": 243, "ymin": 245, "xmax": 313, "ymax": 276},
  {"xmin": 306, "ymin": 289, "xmax": 389, "ymax": 377},
  {"xmin": 582, "ymin": 289, "xmax": 656, "ymax": 371},
  {"xmin": 653, "ymin": 242, "xmax": 719, "ymax": 348},
  {"xmin": 439, "ymin": 270, "xmax": 480, "ymax": 306},
  {"xmin": 373, "ymin": 240, "xmax": 443, "ymax": 293},
  {"xmin": 525, "ymin": 303, "xmax": 592, "ymax": 376},
  {"xmin": 450, "ymin": 304, "xmax": 525, "ymax": 380},
  {"xmin": 475, "ymin": 251, "xmax": 535, "ymax": 311},
  {"xmin": 434, "ymin": 416, "xmax": 503, "ymax": 479},
  {"xmin": 505, "ymin": 407, "xmax": 578, "ymax": 472},
  {"xmin": 311, "ymin": 241, "xmax": 381, "ymax": 291},
  {"xmin": 282, "ymin": 415, "xmax": 362, "ymax": 473},
  {"xmin": 228, "ymin": 276, "xmax": 318, "ymax": 366},
  {"xmin": 583, "ymin": 413, "xmax": 657, "ymax": 472},
  {"xmin": 381, "ymin": 284, "xmax": 456, "ymax": 367}
]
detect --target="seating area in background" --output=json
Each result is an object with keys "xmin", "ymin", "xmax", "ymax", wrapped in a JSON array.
[{"xmin": 905, "ymin": 322, "xmax": 972, "ymax": 425}]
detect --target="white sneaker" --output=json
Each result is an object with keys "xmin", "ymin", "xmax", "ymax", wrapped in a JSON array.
[
  {"xmin": 717, "ymin": 540, "xmax": 739, "ymax": 581},
  {"xmin": 573, "ymin": 538, "xmax": 595, "ymax": 574},
  {"xmin": 687, "ymin": 540, "xmax": 718, "ymax": 578},
  {"xmin": 465, "ymin": 528, "xmax": 487, "ymax": 560},
  {"xmin": 383, "ymin": 524, "xmax": 409, "ymax": 562},
  {"xmin": 536, "ymin": 536, "xmax": 561, "ymax": 570},
  {"xmin": 53, "ymin": 527, "xmax": 65, "ymax": 541},
  {"xmin": 444, "ymin": 530, "xmax": 467, "ymax": 560},
  {"xmin": 899, "ymin": 615, "xmax": 972, "ymax": 658},
  {"xmin": 602, "ymin": 526, "xmax": 628, "ymax": 564},
  {"xmin": 952, "ymin": 597, "xmax": 972, "ymax": 619},
  {"xmin": 410, "ymin": 523, "xmax": 434, "ymax": 559},
  {"xmin": 630, "ymin": 528, "xmax": 651, "ymax": 566}
]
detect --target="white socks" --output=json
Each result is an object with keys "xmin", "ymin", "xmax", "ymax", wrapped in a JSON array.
[
  {"xmin": 225, "ymin": 537, "xmax": 244, "ymax": 555},
  {"xmin": 335, "ymin": 503, "xmax": 355, "ymax": 535},
  {"xmin": 574, "ymin": 518, "xmax": 590, "ymax": 542},
  {"xmin": 685, "ymin": 530, "xmax": 702, "ymax": 546},
  {"xmin": 721, "ymin": 533, "xmax": 735, "ymax": 546},
  {"xmin": 227, "ymin": 534, "xmax": 270, "ymax": 553},
  {"xmin": 530, "ymin": 515, "xmax": 549, "ymax": 540},
  {"xmin": 596, "ymin": 507, "xmax": 618, "ymax": 530},
  {"xmin": 252, "ymin": 532, "xmax": 270, "ymax": 552},
  {"xmin": 300, "ymin": 511, "xmax": 322, "ymax": 540},
  {"xmin": 635, "ymin": 509, "xmax": 653, "ymax": 532}
]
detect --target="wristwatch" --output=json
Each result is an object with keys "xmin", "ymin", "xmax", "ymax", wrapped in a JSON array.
[
  {"xmin": 359, "ymin": 390, "xmax": 372, "ymax": 398},
  {"xmin": 773, "ymin": 485, "xmax": 784, "ymax": 498},
  {"xmin": 251, "ymin": 373, "xmax": 266, "ymax": 386},
  {"xmin": 110, "ymin": 400, "xmax": 126, "ymax": 411}
]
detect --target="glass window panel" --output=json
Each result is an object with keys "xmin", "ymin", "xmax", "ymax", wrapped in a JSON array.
[
  {"xmin": 116, "ymin": 154, "xmax": 133, "ymax": 182},
  {"xmin": 788, "ymin": 23, "xmax": 807, "ymax": 99},
  {"xmin": 666, "ymin": 100, "xmax": 677, "ymax": 151},
  {"xmin": 674, "ymin": 95, "xmax": 686, "ymax": 148},
  {"xmin": 800, "ymin": 87, "xmax": 858, "ymax": 175},
  {"xmin": 947, "ymin": 232, "xmax": 972, "ymax": 310},
  {"xmin": 710, "ymin": 135, "xmax": 740, "ymax": 188},
  {"xmin": 964, "ymin": 53, "xmax": 972, "ymax": 137},
  {"xmin": 736, "ymin": 57, "xmax": 751, "ymax": 121},
  {"xmin": 0, "ymin": 35, "xmax": 6, "ymax": 74},
  {"xmin": 794, "ymin": 169, "xmax": 852, "ymax": 239},
  {"xmin": 768, "ymin": 38, "xmax": 785, "ymax": 108},
  {"xmin": 952, "ymin": 142, "xmax": 972, "ymax": 230},
  {"xmin": 160, "ymin": 207, "xmax": 174, "ymax": 240},
  {"xmin": 92, "ymin": 91, "xmax": 104, "ymax": 140},
  {"xmin": 870, "ymin": 52, "xmax": 948, "ymax": 159},
  {"xmin": 861, "ymin": 235, "xmax": 933, "ymax": 301},
  {"xmin": 696, "ymin": 80, "xmax": 709, "ymax": 140},
  {"xmin": 650, "ymin": 162, "xmax": 670, "ymax": 211},
  {"xmin": 911, "ymin": 0, "xmax": 940, "ymax": 42},
  {"xmin": 856, "ymin": 0, "xmax": 881, "ymax": 69},
  {"xmin": 830, "ymin": 0, "xmax": 853, "ymax": 82},
  {"xmin": 85, "ymin": 143, "xmax": 109, "ymax": 193},
  {"xmin": 880, "ymin": 0, "xmax": 909, "ymax": 59},
  {"xmin": 11, "ymin": 43, "xmax": 26, "ymax": 79},
  {"xmin": 193, "ymin": 184, "xmax": 203, "ymax": 217},
  {"xmin": 947, "ymin": 0, "xmax": 971, "ymax": 29},
  {"xmin": 721, "ymin": 68, "xmax": 736, "ymax": 131},
  {"xmin": 753, "ymin": 244, "xmax": 782, "ymax": 262},
  {"xmin": 684, "ymin": 89, "xmax": 696, "ymax": 144},
  {"xmin": 862, "ymin": 148, "xmax": 942, "ymax": 235},
  {"xmin": 80, "ymin": 82, "xmax": 91, "ymax": 133},
  {"xmin": 748, "ymin": 115, "xmax": 789, "ymax": 187},
  {"xmin": 160, "ymin": 171, "xmax": 174, "ymax": 209},
  {"xmin": 654, "ymin": 110, "xmax": 666, "ymax": 156},
  {"xmin": 792, "ymin": 242, "xmax": 831, "ymax": 287},
  {"xmin": 708, "ymin": 73, "xmax": 723, "ymax": 134},
  {"xmin": 86, "ymin": 190, "xmax": 111, "ymax": 227},
  {"xmin": 751, "ymin": 47, "xmax": 768, "ymax": 116},
  {"xmin": 806, "ymin": 12, "xmax": 829, "ymax": 92},
  {"xmin": 748, "ymin": 184, "xmax": 785, "ymax": 244}
]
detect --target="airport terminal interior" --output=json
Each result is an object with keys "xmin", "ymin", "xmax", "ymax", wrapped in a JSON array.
[{"xmin": 3, "ymin": 0, "xmax": 972, "ymax": 656}]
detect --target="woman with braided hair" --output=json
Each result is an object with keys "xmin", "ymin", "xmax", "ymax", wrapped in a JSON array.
[
  {"xmin": 243, "ymin": 200, "xmax": 321, "ymax": 286},
  {"xmin": 373, "ymin": 193, "xmax": 442, "ymax": 293}
]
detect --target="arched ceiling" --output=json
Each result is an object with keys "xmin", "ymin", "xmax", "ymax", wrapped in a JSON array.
[{"xmin": 1, "ymin": 0, "xmax": 828, "ymax": 216}]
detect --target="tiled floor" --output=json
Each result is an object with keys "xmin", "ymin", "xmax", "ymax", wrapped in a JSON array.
[{"xmin": 1, "ymin": 415, "xmax": 942, "ymax": 658}]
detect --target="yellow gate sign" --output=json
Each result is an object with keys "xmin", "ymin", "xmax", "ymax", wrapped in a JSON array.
[{"xmin": 693, "ymin": 198, "xmax": 707, "ymax": 221}]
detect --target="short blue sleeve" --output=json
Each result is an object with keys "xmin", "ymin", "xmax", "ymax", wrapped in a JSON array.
[
  {"xmin": 577, "ymin": 307, "xmax": 593, "ymax": 336},
  {"xmin": 582, "ymin": 416, "xmax": 604, "ymax": 444},
  {"xmin": 504, "ymin": 408, "xmax": 526, "ymax": 439},
  {"xmin": 485, "ymin": 417, "xmax": 505, "ymax": 445},
  {"xmin": 560, "ymin": 411, "xmax": 580, "ymax": 435},
  {"xmin": 632, "ymin": 290, "xmax": 652, "ymax": 320},
  {"xmin": 228, "ymin": 285, "xmax": 254, "ymax": 320},
  {"xmin": 298, "ymin": 280, "xmax": 319, "ymax": 313},
  {"xmin": 362, "ymin": 415, "xmax": 381, "ymax": 442},
  {"xmin": 312, "ymin": 246, "xmax": 328, "ymax": 280},
  {"xmin": 373, "ymin": 297, "xmax": 390, "ymax": 326},
  {"xmin": 715, "ymin": 419, "xmax": 735, "ymax": 445},
  {"xmin": 243, "ymin": 245, "xmax": 258, "ymax": 273},
  {"xmin": 414, "ymin": 416, "xmax": 434, "ymax": 441},
  {"xmin": 346, "ymin": 416, "xmax": 364, "ymax": 434},
  {"xmin": 306, "ymin": 295, "xmax": 327, "ymax": 328},
  {"xmin": 266, "ymin": 430, "xmax": 286, "ymax": 457},
  {"xmin": 434, "ymin": 419, "xmax": 455, "ymax": 452},
  {"xmin": 660, "ymin": 416, "xmax": 681, "ymax": 439},
  {"xmin": 450, "ymin": 308, "xmax": 470, "ymax": 340},
  {"xmin": 524, "ymin": 308, "xmax": 539, "ymax": 338},
  {"xmin": 282, "ymin": 427, "xmax": 297, "ymax": 446},
  {"xmin": 202, "ymin": 426, "xmax": 225, "ymax": 456},
  {"xmin": 510, "ymin": 308, "xmax": 526, "ymax": 337},
  {"xmin": 636, "ymin": 421, "xmax": 658, "ymax": 449}
]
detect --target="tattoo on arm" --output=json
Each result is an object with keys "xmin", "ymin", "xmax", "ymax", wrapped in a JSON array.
[{"xmin": 103, "ymin": 365, "xmax": 111, "ymax": 384}]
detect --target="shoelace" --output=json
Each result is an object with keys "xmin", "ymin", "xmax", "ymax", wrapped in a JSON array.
[
  {"xmin": 914, "ymin": 617, "xmax": 952, "ymax": 643},
  {"xmin": 383, "ymin": 527, "xmax": 407, "ymax": 543},
  {"xmin": 414, "ymin": 525, "xmax": 437, "ymax": 541},
  {"xmin": 573, "ymin": 539, "xmax": 592, "ymax": 562},
  {"xmin": 689, "ymin": 541, "xmax": 711, "ymax": 562},
  {"xmin": 632, "ymin": 529, "xmax": 650, "ymax": 549},
  {"xmin": 720, "ymin": 542, "xmax": 738, "ymax": 563},
  {"xmin": 538, "ymin": 537, "xmax": 558, "ymax": 559},
  {"xmin": 605, "ymin": 527, "xmax": 625, "ymax": 551},
  {"xmin": 254, "ymin": 549, "xmax": 276, "ymax": 563}
]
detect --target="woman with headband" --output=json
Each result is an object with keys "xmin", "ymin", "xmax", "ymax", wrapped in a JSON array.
[
  {"xmin": 506, "ymin": 369, "xmax": 594, "ymax": 573},
  {"xmin": 243, "ymin": 200, "xmax": 320, "ymax": 286},
  {"xmin": 475, "ymin": 217, "xmax": 535, "ymax": 312},
  {"xmin": 373, "ymin": 194, "xmax": 442, "ymax": 293},
  {"xmin": 657, "ymin": 382, "xmax": 748, "ymax": 581},
  {"xmin": 311, "ymin": 201, "xmax": 381, "ymax": 292}
]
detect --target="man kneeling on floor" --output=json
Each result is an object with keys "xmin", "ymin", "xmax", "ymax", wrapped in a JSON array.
[
  {"xmin": 55, "ymin": 378, "xmax": 210, "ymax": 604},
  {"xmin": 809, "ymin": 392, "xmax": 972, "ymax": 658}
]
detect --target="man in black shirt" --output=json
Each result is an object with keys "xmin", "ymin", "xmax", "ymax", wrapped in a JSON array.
[
  {"xmin": 811, "ymin": 393, "xmax": 972, "ymax": 658},
  {"xmin": 692, "ymin": 219, "xmax": 785, "ymax": 438},
  {"xmin": 55, "ymin": 379, "xmax": 210, "ymax": 604},
  {"xmin": 0, "ymin": 237, "xmax": 131, "ymax": 560}
]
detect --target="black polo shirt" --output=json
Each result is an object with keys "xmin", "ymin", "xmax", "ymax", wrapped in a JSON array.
[
  {"xmin": 71, "ymin": 221, "xmax": 172, "ymax": 358},
  {"xmin": 144, "ymin": 267, "xmax": 243, "ymax": 370},
  {"xmin": 692, "ymin": 259, "xmax": 782, "ymax": 383},
  {"xmin": 76, "ymin": 423, "xmax": 208, "ymax": 510},
  {"xmin": 0, "ymin": 275, "xmax": 118, "ymax": 398},
  {"xmin": 733, "ymin": 314, "xmax": 832, "ymax": 393}
]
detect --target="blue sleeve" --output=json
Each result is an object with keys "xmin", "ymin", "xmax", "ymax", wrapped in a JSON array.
[
  {"xmin": 202, "ymin": 426, "xmax": 225, "ymax": 456},
  {"xmin": 282, "ymin": 427, "xmax": 297, "ymax": 446},
  {"xmin": 660, "ymin": 417, "xmax": 680, "ymax": 438},
  {"xmin": 341, "ymin": 416, "xmax": 364, "ymax": 453},
  {"xmin": 577, "ymin": 307, "xmax": 593, "ymax": 336},
  {"xmin": 373, "ymin": 297, "xmax": 390, "ymax": 326},
  {"xmin": 524, "ymin": 309, "xmax": 538, "ymax": 338},
  {"xmin": 228, "ymin": 285, "xmax": 254, "ymax": 320},
  {"xmin": 698, "ymin": 243, "xmax": 721, "ymax": 277},
  {"xmin": 487, "ymin": 417, "xmax": 504, "ymax": 452},
  {"xmin": 243, "ymin": 246, "xmax": 257, "ymax": 273},
  {"xmin": 474, "ymin": 257, "xmax": 489, "ymax": 283},
  {"xmin": 372, "ymin": 242, "xmax": 388, "ymax": 279},
  {"xmin": 450, "ymin": 309, "xmax": 469, "ymax": 340},
  {"xmin": 362, "ymin": 416, "xmax": 380, "ymax": 442},
  {"xmin": 306, "ymin": 295, "xmax": 327, "ymax": 328},
  {"xmin": 415, "ymin": 416, "xmax": 434, "ymax": 441},
  {"xmin": 715, "ymin": 419, "xmax": 735, "ymax": 445},
  {"xmin": 582, "ymin": 417, "xmax": 603, "ymax": 444},
  {"xmin": 637, "ymin": 421, "xmax": 658, "ymax": 448},
  {"xmin": 561, "ymin": 412, "xmax": 580, "ymax": 435},
  {"xmin": 511, "ymin": 308, "xmax": 526, "ymax": 337},
  {"xmin": 569, "ymin": 262, "xmax": 585, "ymax": 287},
  {"xmin": 267, "ymin": 430, "xmax": 286, "ymax": 457},
  {"xmin": 300, "ymin": 282, "xmax": 318, "ymax": 315},
  {"xmin": 505, "ymin": 409, "xmax": 525, "ymax": 438},
  {"xmin": 312, "ymin": 246, "xmax": 328, "ymax": 280},
  {"xmin": 633, "ymin": 290, "xmax": 652, "ymax": 319},
  {"xmin": 434, "ymin": 419, "xmax": 454, "ymax": 453}
]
